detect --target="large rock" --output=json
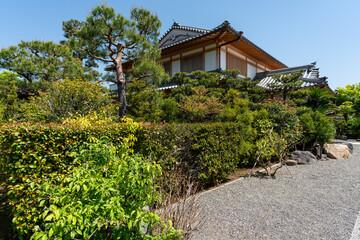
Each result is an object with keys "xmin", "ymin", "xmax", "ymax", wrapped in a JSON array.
[
  {"xmin": 285, "ymin": 160, "xmax": 298, "ymax": 166},
  {"xmin": 290, "ymin": 151, "xmax": 317, "ymax": 164},
  {"xmin": 324, "ymin": 144, "xmax": 351, "ymax": 159},
  {"xmin": 331, "ymin": 140, "xmax": 353, "ymax": 154},
  {"xmin": 346, "ymin": 143, "xmax": 353, "ymax": 154}
]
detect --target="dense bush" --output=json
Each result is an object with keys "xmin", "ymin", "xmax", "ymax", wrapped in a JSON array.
[
  {"xmin": 335, "ymin": 83, "xmax": 360, "ymax": 138},
  {"xmin": 1, "ymin": 120, "xmax": 260, "ymax": 238},
  {"xmin": 127, "ymin": 70, "xmax": 266, "ymax": 123},
  {"xmin": 22, "ymin": 79, "xmax": 115, "ymax": 122},
  {"xmin": 31, "ymin": 139, "xmax": 181, "ymax": 239},
  {"xmin": 0, "ymin": 122, "xmax": 143, "ymax": 237},
  {"xmin": 138, "ymin": 122, "xmax": 256, "ymax": 186},
  {"xmin": 0, "ymin": 71, "xmax": 20, "ymax": 121},
  {"xmin": 300, "ymin": 110, "xmax": 336, "ymax": 147}
]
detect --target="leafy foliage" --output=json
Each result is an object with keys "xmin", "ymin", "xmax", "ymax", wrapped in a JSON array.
[
  {"xmin": 127, "ymin": 79, "xmax": 165, "ymax": 122},
  {"xmin": 179, "ymin": 87, "xmax": 224, "ymax": 122},
  {"xmin": 267, "ymin": 70, "xmax": 303, "ymax": 101},
  {"xmin": 0, "ymin": 121, "xmax": 145, "ymax": 238},
  {"xmin": 335, "ymin": 83, "xmax": 360, "ymax": 137},
  {"xmin": 254, "ymin": 118, "xmax": 301, "ymax": 176},
  {"xmin": 336, "ymin": 83, "xmax": 360, "ymax": 105},
  {"xmin": 300, "ymin": 110, "xmax": 335, "ymax": 146},
  {"xmin": 305, "ymin": 87, "xmax": 334, "ymax": 111},
  {"xmin": 31, "ymin": 140, "xmax": 181, "ymax": 239},
  {"xmin": 22, "ymin": 79, "xmax": 115, "ymax": 122},
  {"xmin": 138, "ymin": 122, "xmax": 256, "ymax": 186},
  {"xmin": 0, "ymin": 71, "xmax": 21, "ymax": 121},
  {"xmin": 0, "ymin": 40, "xmax": 98, "ymax": 82}
]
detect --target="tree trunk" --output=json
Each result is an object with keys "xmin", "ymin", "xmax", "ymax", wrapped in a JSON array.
[
  {"xmin": 117, "ymin": 80, "xmax": 127, "ymax": 118},
  {"xmin": 115, "ymin": 55, "xmax": 127, "ymax": 118}
]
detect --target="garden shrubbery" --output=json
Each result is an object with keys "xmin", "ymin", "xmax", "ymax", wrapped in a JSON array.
[
  {"xmin": 1, "ymin": 66, "xmax": 352, "ymax": 240},
  {"xmin": 0, "ymin": 69, "xmax": 342, "ymax": 238},
  {"xmin": 138, "ymin": 122, "xmax": 256, "ymax": 186},
  {"xmin": 0, "ymin": 120, "xmax": 147, "ymax": 238},
  {"xmin": 0, "ymin": 120, "xmax": 258, "ymax": 238}
]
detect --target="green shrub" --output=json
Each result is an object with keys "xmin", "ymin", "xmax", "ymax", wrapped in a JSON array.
[
  {"xmin": 30, "ymin": 140, "xmax": 181, "ymax": 239},
  {"xmin": 300, "ymin": 111, "xmax": 335, "ymax": 146},
  {"xmin": 138, "ymin": 122, "xmax": 256, "ymax": 186},
  {"xmin": 345, "ymin": 117, "xmax": 360, "ymax": 138},
  {"xmin": 0, "ymin": 122, "xmax": 144, "ymax": 237},
  {"xmin": 0, "ymin": 71, "xmax": 21, "ymax": 121},
  {"xmin": 22, "ymin": 79, "xmax": 115, "ymax": 122}
]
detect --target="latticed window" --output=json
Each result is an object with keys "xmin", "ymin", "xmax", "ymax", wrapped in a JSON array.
[
  {"xmin": 228, "ymin": 53, "xmax": 247, "ymax": 76},
  {"xmin": 181, "ymin": 53, "xmax": 203, "ymax": 73}
]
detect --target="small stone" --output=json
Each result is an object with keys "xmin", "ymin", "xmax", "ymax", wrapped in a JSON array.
[
  {"xmin": 320, "ymin": 154, "xmax": 328, "ymax": 161},
  {"xmin": 290, "ymin": 151, "xmax": 317, "ymax": 164}
]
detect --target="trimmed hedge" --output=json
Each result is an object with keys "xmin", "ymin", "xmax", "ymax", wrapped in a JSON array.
[
  {"xmin": 137, "ymin": 122, "xmax": 256, "ymax": 186},
  {"xmin": 0, "ymin": 122, "xmax": 143, "ymax": 237},
  {"xmin": 1, "ymin": 121, "xmax": 255, "ymax": 189},
  {"xmin": 1, "ymin": 122, "xmax": 256, "ymax": 236},
  {"xmin": 0, "ymin": 122, "xmax": 142, "ymax": 184}
]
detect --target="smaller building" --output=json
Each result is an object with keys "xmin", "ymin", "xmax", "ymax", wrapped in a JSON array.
[{"xmin": 253, "ymin": 62, "xmax": 330, "ymax": 91}]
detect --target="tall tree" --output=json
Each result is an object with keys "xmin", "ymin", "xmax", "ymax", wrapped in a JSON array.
[
  {"xmin": 0, "ymin": 71, "xmax": 20, "ymax": 121},
  {"xmin": 0, "ymin": 40, "xmax": 98, "ymax": 82},
  {"xmin": 61, "ymin": 20, "xmax": 98, "ymax": 69},
  {"xmin": 66, "ymin": 4, "xmax": 164, "ymax": 117}
]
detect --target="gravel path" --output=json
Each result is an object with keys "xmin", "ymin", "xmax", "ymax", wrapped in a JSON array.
[{"xmin": 192, "ymin": 142, "xmax": 360, "ymax": 240}]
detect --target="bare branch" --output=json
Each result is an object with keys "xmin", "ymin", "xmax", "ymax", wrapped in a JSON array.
[{"xmin": 86, "ymin": 50, "xmax": 113, "ymax": 63}]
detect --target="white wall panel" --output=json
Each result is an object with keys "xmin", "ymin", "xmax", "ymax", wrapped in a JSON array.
[
  {"xmin": 220, "ymin": 51, "xmax": 226, "ymax": 70},
  {"xmin": 247, "ymin": 64, "xmax": 257, "ymax": 79},
  {"xmin": 172, "ymin": 60, "xmax": 180, "ymax": 75},
  {"xmin": 205, "ymin": 50, "xmax": 217, "ymax": 71}
]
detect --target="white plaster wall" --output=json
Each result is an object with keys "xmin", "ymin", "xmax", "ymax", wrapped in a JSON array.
[
  {"xmin": 182, "ymin": 48, "xmax": 203, "ymax": 57},
  {"xmin": 247, "ymin": 64, "xmax": 257, "ymax": 79},
  {"xmin": 220, "ymin": 51, "xmax": 226, "ymax": 70},
  {"xmin": 205, "ymin": 43, "xmax": 216, "ymax": 50},
  {"xmin": 205, "ymin": 50, "xmax": 217, "ymax": 71},
  {"xmin": 227, "ymin": 48, "xmax": 246, "ymax": 60},
  {"xmin": 257, "ymin": 63, "xmax": 265, "ymax": 69},
  {"xmin": 172, "ymin": 60, "xmax": 181, "ymax": 76}
]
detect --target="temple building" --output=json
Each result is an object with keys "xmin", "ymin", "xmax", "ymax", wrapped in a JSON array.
[{"xmin": 110, "ymin": 20, "xmax": 329, "ymax": 91}]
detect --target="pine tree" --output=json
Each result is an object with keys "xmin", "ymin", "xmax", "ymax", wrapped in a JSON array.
[
  {"xmin": 0, "ymin": 40, "xmax": 98, "ymax": 82},
  {"xmin": 66, "ymin": 4, "xmax": 165, "ymax": 117}
]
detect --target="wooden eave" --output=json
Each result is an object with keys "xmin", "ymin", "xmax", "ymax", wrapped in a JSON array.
[{"xmin": 231, "ymin": 37, "xmax": 287, "ymax": 69}]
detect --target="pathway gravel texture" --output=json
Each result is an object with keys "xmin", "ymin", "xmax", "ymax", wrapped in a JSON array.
[{"xmin": 192, "ymin": 142, "xmax": 360, "ymax": 240}]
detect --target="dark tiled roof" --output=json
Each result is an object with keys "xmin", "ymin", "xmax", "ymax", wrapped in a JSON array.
[
  {"xmin": 158, "ymin": 21, "xmax": 211, "ymax": 43},
  {"xmin": 254, "ymin": 62, "xmax": 328, "ymax": 89},
  {"xmin": 159, "ymin": 20, "xmax": 237, "ymax": 50}
]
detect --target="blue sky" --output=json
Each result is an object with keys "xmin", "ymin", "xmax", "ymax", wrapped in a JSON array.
[{"xmin": 1, "ymin": 0, "xmax": 359, "ymax": 89}]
